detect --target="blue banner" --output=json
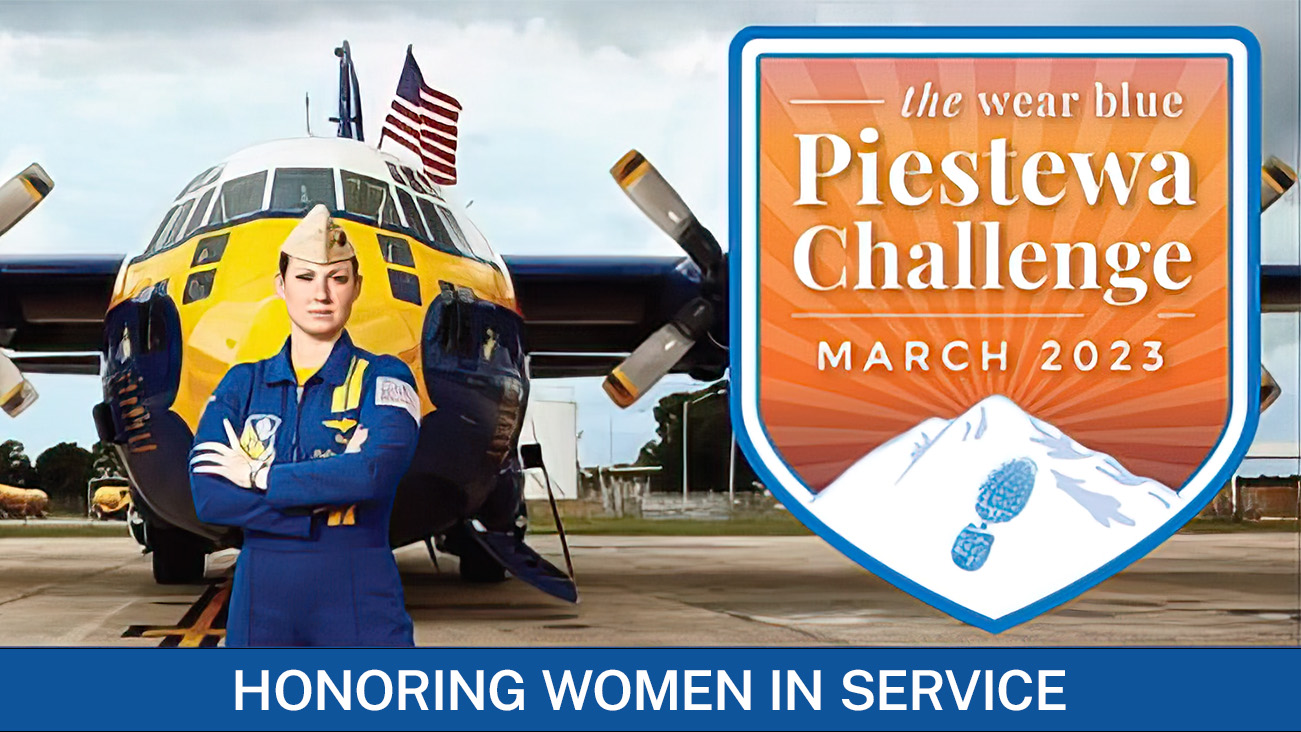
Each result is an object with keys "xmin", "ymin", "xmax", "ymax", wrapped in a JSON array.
[{"xmin": 8, "ymin": 647, "xmax": 1300, "ymax": 729}]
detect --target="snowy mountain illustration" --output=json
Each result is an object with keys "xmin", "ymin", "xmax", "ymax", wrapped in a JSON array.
[{"xmin": 807, "ymin": 394, "xmax": 1188, "ymax": 620}]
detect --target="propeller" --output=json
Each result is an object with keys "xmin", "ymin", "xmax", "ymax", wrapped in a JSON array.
[
  {"xmin": 0, "ymin": 163, "xmax": 55, "ymax": 416},
  {"xmin": 604, "ymin": 151, "xmax": 726, "ymax": 408},
  {"xmin": 1260, "ymin": 157, "xmax": 1296, "ymax": 414}
]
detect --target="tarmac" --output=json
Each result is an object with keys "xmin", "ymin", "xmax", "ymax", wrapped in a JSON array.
[{"xmin": 0, "ymin": 532, "xmax": 1295, "ymax": 646}]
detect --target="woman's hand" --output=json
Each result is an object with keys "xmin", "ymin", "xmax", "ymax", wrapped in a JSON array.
[
  {"xmin": 344, "ymin": 426, "xmax": 369, "ymax": 454},
  {"xmin": 191, "ymin": 419, "xmax": 276, "ymax": 490}
]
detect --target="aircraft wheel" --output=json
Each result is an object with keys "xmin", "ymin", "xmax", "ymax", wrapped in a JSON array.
[{"xmin": 150, "ymin": 526, "xmax": 206, "ymax": 584}]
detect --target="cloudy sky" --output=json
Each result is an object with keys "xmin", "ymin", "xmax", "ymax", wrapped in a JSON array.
[{"xmin": 0, "ymin": 0, "xmax": 1296, "ymax": 472}]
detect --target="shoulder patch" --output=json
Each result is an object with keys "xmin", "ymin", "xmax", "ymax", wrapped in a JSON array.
[{"xmin": 375, "ymin": 376, "xmax": 420, "ymax": 422}]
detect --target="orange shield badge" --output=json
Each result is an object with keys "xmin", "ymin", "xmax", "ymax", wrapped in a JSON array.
[{"xmin": 729, "ymin": 27, "xmax": 1262, "ymax": 631}]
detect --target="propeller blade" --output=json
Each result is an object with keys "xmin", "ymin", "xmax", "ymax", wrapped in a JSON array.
[
  {"xmin": 603, "ymin": 298, "xmax": 713, "ymax": 408},
  {"xmin": 1261, "ymin": 365, "xmax": 1281, "ymax": 413},
  {"xmin": 611, "ymin": 150, "xmax": 723, "ymax": 273},
  {"xmin": 0, "ymin": 353, "xmax": 39, "ymax": 418},
  {"xmin": 0, "ymin": 164, "xmax": 54, "ymax": 239},
  {"xmin": 1262, "ymin": 156, "xmax": 1296, "ymax": 212}
]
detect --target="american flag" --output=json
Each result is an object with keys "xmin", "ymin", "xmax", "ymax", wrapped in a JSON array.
[{"xmin": 379, "ymin": 46, "xmax": 462, "ymax": 185}]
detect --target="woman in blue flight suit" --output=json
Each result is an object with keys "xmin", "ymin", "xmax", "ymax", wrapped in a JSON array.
[{"xmin": 188, "ymin": 204, "xmax": 422, "ymax": 647}]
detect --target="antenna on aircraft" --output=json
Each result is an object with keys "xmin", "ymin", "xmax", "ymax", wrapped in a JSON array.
[
  {"xmin": 331, "ymin": 41, "xmax": 365, "ymax": 141},
  {"xmin": 305, "ymin": 93, "xmax": 312, "ymax": 136}
]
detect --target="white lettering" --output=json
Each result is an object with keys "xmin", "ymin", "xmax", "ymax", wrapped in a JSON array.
[
  {"xmin": 795, "ymin": 133, "xmax": 851, "ymax": 205},
  {"xmin": 998, "ymin": 670, "xmax": 1033, "ymax": 712},
  {"xmin": 398, "ymin": 671, "xmax": 426, "ymax": 711},
  {"xmin": 595, "ymin": 670, "xmax": 631, "ymax": 711},
  {"xmin": 235, "ymin": 670, "xmax": 269, "ymax": 711},
  {"xmin": 275, "ymin": 670, "xmax": 311, "ymax": 712},
  {"xmin": 491, "ymin": 670, "xmax": 525, "ymax": 711},
  {"xmin": 357, "ymin": 670, "xmax": 393, "ymax": 712}
]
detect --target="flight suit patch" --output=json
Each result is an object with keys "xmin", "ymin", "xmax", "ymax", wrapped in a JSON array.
[
  {"xmin": 322, "ymin": 418, "xmax": 358, "ymax": 433},
  {"xmin": 239, "ymin": 414, "xmax": 281, "ymax": 460},
  {"xmin": 375, "ymin": 376, "xmax": 420, "ymax": 422}
]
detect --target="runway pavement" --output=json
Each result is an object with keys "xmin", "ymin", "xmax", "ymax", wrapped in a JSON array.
[{"xmin": 0, "ymin": 533, "xmax": 1295, "ymax": 646}]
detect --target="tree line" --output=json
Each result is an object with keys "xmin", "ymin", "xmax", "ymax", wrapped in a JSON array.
[
  {"xmin": 0, "ymin": 440, "xmax": 126, "ymax": 513},
  {"xmin": 635, "ymin": 381, "xmax": 762, "ymax": 494}
]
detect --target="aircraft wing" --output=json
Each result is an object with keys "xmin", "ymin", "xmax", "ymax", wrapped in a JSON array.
[
  {"xmin": 0, "ymin": 252, "xmax": 723, "ymax": 379},
  {"xmin": 503, "ymin": 254, "xmax": 724, "ymax": 379},
  {"xmin": 0, "ymin": 254, "xmax": 122, "ymax": 365},
  {"xmin": 0, "ymin": 253, "xmax": 1294, "ymax": 377},
  {"xmin": 510, "ymin": 256, "xmax": 1300, "ymax": 376}
]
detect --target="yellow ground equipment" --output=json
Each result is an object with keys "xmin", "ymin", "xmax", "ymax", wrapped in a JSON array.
[
  {"xmin": 88, "ymin": 477, "xmax": 131, "ymax": 520},
  {"xmin": 0, "ymin": 483, "xmax": 48, "ymax": 518}
]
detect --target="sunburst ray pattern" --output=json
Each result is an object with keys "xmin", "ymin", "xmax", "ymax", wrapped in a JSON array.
[{"xmin": 756, "ymin": 57, "xmax": 1231, "ymax": 491}]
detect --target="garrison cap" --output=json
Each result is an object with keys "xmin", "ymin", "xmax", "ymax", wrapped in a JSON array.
[{"xmin": 279, "ymin": 204, "xmax": 355, "ymax": 265}]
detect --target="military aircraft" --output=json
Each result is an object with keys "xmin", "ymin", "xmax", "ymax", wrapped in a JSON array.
[
  {"xmin": 0, "ymin": 43, "xmax": 1293, "ymax": 600},
  {"xmin": 0, "ymin": 43, "xmax": 729, "ymax": 599}
]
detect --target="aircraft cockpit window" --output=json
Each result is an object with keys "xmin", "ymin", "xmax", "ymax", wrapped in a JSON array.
[
  {"xmin": 394, "ymin": 188, "xmax": 429, "ymax": 241},
  {"xmin": 161, "ymin": 199, "xmax": 195, "ymax": 249},
  {"xmin": 175, "ymin": 164, "xmax": 224, "ymax": 200},
  {"xmin": 386, "ymin": 162, "xmax": 411, "ymax": 188},
  {"xmin": 181, "ymin": 188, "xmax": 215, "ymax": 241},
  {"xmin": 175, "ymin": 168, "xmax": 210, "ymax": 201},
  {"xmin": 401, "ymin": 165, "xmax": 431, "ymax": 195},
  {"xmin": 215, "ymin": 171, "xmax": 269, "ymax": 225},
  {"xmin": 270, "ymin": 168, "xmax": 337, "ymax": 213},
  {"xmin": 432, "ymin": 203, "xmax": 483, "ymax": 262},
  {"xmin": 183, "ymin": 270, "xmax": 216, "ymax": 305},
  {"xmin": 415, "ymin": 171, "xmax": 440, "ymax": 198},
  {"xmin": 341, "ymin": 170, "xmax": 399, "ymax": 226},
  {"xmin": 415, "ymin": 196, "xmax": 462, "ymax": 256},
  {"xmin": 145, "ymin": 205, "xmax": 181, "ymax": 255},
  {"xmin": 458, "ymin": 213, "xmax": 498, "ymax": 264},
  {"xmin": 200, "ymin": 164, "xmax": 225, "ymax": 191}
]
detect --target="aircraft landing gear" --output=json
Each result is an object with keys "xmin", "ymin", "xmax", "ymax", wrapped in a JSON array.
[
  {"xmin": 126, "ymin": 505, "xmax": 147, "ymax": 547},
  {"xmin": 458, "ymin": 538, "xmax": 508, "ymax": 583},
  {"xmin": 439, "ymin": 522, "xmax": 508, "ymax": 583},
  {"xmin": 148, "ymin": 524, "xmax": 207, "ymax": 585}
]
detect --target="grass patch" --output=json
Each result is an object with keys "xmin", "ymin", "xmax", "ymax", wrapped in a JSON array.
[
  {"xmin": 0, "ymin": 522, "xmax": 131, "ymax": 539},
  {"xmin": 1178, "ymin": 518, "xmax": 1299, "ymax": 533}
]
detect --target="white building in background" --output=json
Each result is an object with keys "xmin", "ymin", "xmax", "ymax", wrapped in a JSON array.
[{"xmin": 520, "ymin": 396, "xmax": 578, "ymax": 501}]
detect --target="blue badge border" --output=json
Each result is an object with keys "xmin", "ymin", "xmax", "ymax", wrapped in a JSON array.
[{"xmin": 727, "ymin": 25, "xmax": 1263, "ymax": 634}]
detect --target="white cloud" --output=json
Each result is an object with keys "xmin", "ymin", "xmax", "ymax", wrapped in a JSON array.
[{"xmin": 0, "ymin": 12, "xmax": 730, "ymax": 259}]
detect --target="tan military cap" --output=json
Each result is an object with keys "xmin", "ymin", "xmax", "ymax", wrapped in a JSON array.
[{"xmin": 279, "ymin": 204, "xmax": 355, "ymax": 264}]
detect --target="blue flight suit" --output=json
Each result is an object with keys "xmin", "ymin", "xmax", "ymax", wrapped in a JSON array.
[{"xmin": 188, "ymin": 330, "xmax": 420, "ymax": 647}]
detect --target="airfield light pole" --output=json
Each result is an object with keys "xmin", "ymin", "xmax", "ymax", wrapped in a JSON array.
[
  {"xmin": 682, "ymin": 391, "xmax": 718, "ymax": 507},
  {"xmin": 682, "ymin": 399, "xmax": 689, "ymax": 506},
  {"xmin": 728, "ymin": 431, "xmax": 737, "ymax": 509}
]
